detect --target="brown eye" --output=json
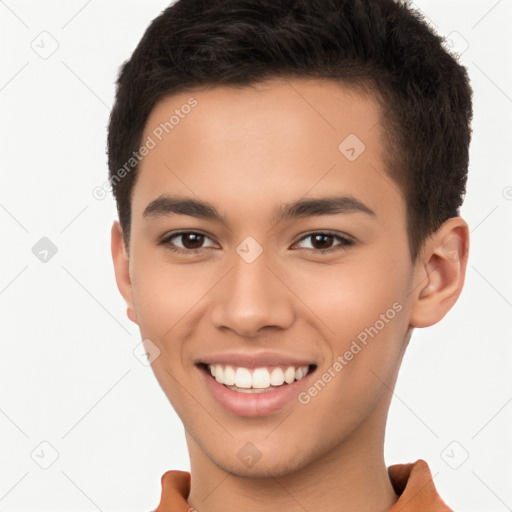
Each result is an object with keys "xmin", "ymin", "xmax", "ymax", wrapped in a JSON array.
[
  {"xmin": 180, "ymin": 233, "xmax": 205, "ymax": 249},
  {"xmin": 310, "ymin": 234, "xmax": 335, "ymax": 250},
  {"xmin": 161, "ymin": 231, "xmax": 217, "ymax": 253},
  {"xmin": 293, "ymin": 232, "xmax": 353, "ymax": 253}
]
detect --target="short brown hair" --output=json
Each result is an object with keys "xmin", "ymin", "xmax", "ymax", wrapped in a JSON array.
[{"xmin": 107, "ymin": 0, "xmax": 473, "ymax": 260}]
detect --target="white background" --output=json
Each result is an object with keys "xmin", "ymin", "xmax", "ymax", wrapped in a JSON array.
[{"xmin": 1, "ymin": 1, "xmax": 511, "ymax": 510}]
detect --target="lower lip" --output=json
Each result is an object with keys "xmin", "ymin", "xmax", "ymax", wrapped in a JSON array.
[{"xmin": 199, "ymin": 365, "xmax": 315, "ymax": 418}]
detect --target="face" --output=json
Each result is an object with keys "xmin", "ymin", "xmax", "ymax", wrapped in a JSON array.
[{"xmin": 115, "ymin": 78, "xmax": 420, "ymax": 477}]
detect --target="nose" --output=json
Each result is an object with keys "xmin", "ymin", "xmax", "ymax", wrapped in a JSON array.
[{"xmin": 209, "ymin": 249, "xmax": 295, "ymax": 338}]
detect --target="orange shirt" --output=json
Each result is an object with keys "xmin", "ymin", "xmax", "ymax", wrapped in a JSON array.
[{"xmin": 154, "ymin": 459, "xmax": 452, "ymax": 511}]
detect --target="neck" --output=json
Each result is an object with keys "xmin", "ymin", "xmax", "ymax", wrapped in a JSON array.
[{"xmin": 184, "ymin": 336, "xmax": 412, "ymax": 512}]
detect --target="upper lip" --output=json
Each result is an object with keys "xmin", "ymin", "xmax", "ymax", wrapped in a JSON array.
[{"xmin": 196, "ymin": 351, "xmax": 316, "ymax": 369}]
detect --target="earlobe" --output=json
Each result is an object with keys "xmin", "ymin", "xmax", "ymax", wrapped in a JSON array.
[
  {"xmin": 410, "ymin": 217, "xmax": 469, "ymax": 328},
  {"xmin": 111, "ymin": 221, "xmax": 139, "ymax": 325}
]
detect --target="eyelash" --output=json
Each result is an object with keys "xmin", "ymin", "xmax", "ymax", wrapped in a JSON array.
[{"xmin": 159, "ymin": 230, "xmax": 354, "ymax": 255}]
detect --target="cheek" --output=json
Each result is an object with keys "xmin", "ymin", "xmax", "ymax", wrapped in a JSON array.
[
  {"xmin": 129, "ymin": 251, "xmax": 212, "ymax": 342},
  {"xmin": 290, "ymin": 256, "xmax": 411, "ymax": 421},
  {"xmin": 292, "ymin": 257, "xmax": 410, "ymax": 389},
  {"xmin": 129, "ymin": 255, "xmax": 214, "ymax": 415},
  {"xmin": 290, "ymin": 254, "xmax": 409, "ymax": 343}
]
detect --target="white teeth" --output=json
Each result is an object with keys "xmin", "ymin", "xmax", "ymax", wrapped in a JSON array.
[
  {"xmin": 223, "ymin": 365, "xmax": 236, "ymax": 385},
  {"xmin": 295, "ymin": 366, "xmax": 307, "ymax": 380},
  {"xmin": 214, "ymin": 364, "xmax": 224, "ymax": 383},
  {"xmin": 207, "ymin": 363, "xmax": 310, "ymax": 390},
  {"xmin": 252, "ymin": 368, "xmax": 271, "ymax": 389},
  {"xmin": 284, "ymin": 366, "xmax": 296, "ymax": 384},
  {"xmin": 270, "ymin": 367, "xmax": 285, "ymax": 386},
  {"xmin": 235, "ymin": 367, "xmax": 252, "ymax": 388}
]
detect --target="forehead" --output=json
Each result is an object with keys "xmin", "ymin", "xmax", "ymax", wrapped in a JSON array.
[{"xmin": 132, "ymin": 78, "xmax": 402, "ymax": 225}]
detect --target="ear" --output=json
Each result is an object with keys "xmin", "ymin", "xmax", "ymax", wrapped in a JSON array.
[
  {"xmin": 111, "ymin": 221, "xmax": 139, "ymax": 325},
  {"xmin": 409, "ymin": 217, "xmax": 469, "ymax": 328}
]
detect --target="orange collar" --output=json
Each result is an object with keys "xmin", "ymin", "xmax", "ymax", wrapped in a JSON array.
[
  {"xmin": 155, "ymin": 459, "xmax": 452, "ymax": 511},
  {"xmin": 388, "ymin": 459, "xmax": 452, "ymax": 511}
]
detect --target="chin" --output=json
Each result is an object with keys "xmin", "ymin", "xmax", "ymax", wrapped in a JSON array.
[{"xmin": 210, "ymin": 443, "xmax": 316, "ymax": 479}]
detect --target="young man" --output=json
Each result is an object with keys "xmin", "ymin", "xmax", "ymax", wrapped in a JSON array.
[{"xmin": 108, "ymin": 0, "xmax": 472, "ymax": 510}]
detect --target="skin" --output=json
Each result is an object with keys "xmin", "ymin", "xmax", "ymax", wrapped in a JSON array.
[{"xmin": 111, "ymin": 78, "xmax": 469, "ymax": 512}]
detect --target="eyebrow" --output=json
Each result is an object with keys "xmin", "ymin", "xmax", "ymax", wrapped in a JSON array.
[{"xmin": 142, "ymin": 194, "xmax": 376, "ymax": 224}]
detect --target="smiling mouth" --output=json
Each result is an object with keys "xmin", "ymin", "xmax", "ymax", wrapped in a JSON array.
[{"xmin": 198, "ymin": 363, "xmax": 317, "ymax": 393}]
